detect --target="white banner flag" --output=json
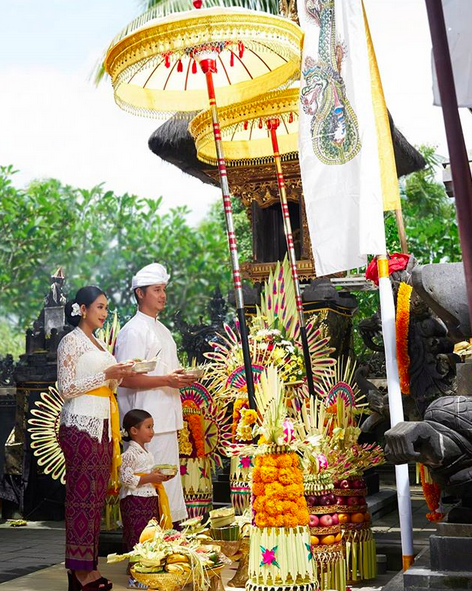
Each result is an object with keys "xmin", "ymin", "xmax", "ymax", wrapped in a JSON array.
[
  {"xmin": 432, "ymin": 0, "xmax": 472, "ymax": 108},
  {"xmin": 298, "ymin": 0, "xmax": 387, "ymax": 276}
]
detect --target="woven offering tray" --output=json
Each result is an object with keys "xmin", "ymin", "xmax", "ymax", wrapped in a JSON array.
[
  {"xmin": 131, "ymin": 568, "xmax": 190, "ymax": 591},
  {"xmin": 336, "ymin": 505, "xmax": 367, "ymax": 513},
  {"xmin": 308, "ymin": 505, "xmax": 343, "ymax": 514},
  {"xmin": 333, "ymin": 488, "xmax": 368, "ymax": 497},
  {"xmin": 309, "ymin": 524, "xmax": 341, "ymax": 535},
  {"xmin": 341, "ymin": 521, "xmax": 371, "ymax": 531},
  {"xmin": 311, "ymin": 541, "xmax": 343, "ymax": 555}
]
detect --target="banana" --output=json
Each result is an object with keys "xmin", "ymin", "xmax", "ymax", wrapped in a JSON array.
[
  {"xmin": 166, "ymin": 554, "xmax": 189, "ymax": 564},
  {"xmin": 165, "ymin": 563, "xmax": 191, "ymax": 573}
]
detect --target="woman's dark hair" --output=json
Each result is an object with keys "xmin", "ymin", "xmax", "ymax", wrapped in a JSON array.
[
  {"xmin": 64, "ymin": 285, "xmax": 107, "ymax": 327},
  {"xmin": 122, "ymin": 409, "xmax": 153, "ymax": 442}
]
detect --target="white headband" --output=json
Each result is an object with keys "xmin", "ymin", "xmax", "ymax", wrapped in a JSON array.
[{"xmin": 131, "ymin": 263, "xmax": 170, "ymax": 289}]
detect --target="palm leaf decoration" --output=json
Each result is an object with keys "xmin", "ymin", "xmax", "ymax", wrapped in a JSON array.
[{"xmin": 256, "ymin": 259, "xmax": 298, "ymax": 341}]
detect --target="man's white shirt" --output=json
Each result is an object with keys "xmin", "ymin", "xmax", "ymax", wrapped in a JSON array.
[{"xmin": 115, "ymin": 310, "xmax": 183, "ymax": 433}]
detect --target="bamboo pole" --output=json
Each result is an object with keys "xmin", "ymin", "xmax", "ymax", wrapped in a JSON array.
[
  {"xmin": 267, "ymin": 117, "xmax": 316, "ymax": 399},
  {"xmin": 198, "ymin": 55, "xmax": 256, "ymax": 411}
]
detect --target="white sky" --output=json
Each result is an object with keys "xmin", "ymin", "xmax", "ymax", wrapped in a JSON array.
[{"xmin": 0, "ymin": 0, "xmax": 471, "ymax": 224}]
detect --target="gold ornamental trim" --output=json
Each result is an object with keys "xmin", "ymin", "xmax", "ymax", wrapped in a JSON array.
[
  {"xmin": 190, "ymin": 88, "xmax": 300, "ymax": 166},
  {"xmin": 241, "ymin": 260, "xmax": 315, "ymax": 282},
  {"xmin": 105, "ymin": 8, "xmax": 303, "ymax": 117}
]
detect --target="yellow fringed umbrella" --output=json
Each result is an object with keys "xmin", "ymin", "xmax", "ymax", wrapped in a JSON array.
[{"xmin": 104, "ymin": 8, "xmax": 303, "ymax": 118}]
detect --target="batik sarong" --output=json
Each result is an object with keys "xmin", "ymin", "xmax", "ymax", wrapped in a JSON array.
[
  {"xmin": 120, "ymin": 495, "xmax": 160, "ymax": 551},
  {"xmin": 59, "ymin": 422, "xmax": 112, "ymax": 570}
]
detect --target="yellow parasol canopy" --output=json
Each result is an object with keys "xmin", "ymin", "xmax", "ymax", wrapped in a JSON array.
[
  {"xmin": 189, "ymin": 87, "xmax": 299, "ymax": 166},
  {"xmin": 104, "ymin": 8, "xmax": 303, "ymax": 118}
]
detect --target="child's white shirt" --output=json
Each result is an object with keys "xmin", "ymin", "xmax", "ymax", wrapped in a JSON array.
[{"xmin": 120, "ymin": 440, "xmax": 157, "ymax": 499}]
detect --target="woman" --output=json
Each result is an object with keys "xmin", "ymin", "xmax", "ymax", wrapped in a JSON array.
[{"xmin": 58, "ymin": 286, "xmax": 135, "ymax": 591}]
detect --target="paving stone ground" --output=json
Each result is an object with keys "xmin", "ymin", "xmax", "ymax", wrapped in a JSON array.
[{"xmin": 0, "ymin": 493, "xmax": 436, "ymax": 589}]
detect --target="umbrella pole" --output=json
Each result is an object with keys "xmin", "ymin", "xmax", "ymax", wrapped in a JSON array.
[
  {"xmin": 267, "ymin": 117, "xmax": 316, "ymax": 399},
  {"xmin": 199, "ymin": 56, "xmax": 256, "ymax": 411}
]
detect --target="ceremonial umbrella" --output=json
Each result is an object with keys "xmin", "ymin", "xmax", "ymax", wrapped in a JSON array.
[
  {"xmin": 189, "ymin": 87, "xmax": 317, "ymax": 398},
  {"xmin": 105, "ymin": 7, "xmax": 303, "ymax": 409}
]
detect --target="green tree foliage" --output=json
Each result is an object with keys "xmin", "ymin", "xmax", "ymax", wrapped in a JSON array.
[
  {"xmin": 0, "ymin": 166, "xmax": 233, "ymax": 345},
  {"xmin": 384, "ymin": 145, "xmax": 462, "ymax": 264}
]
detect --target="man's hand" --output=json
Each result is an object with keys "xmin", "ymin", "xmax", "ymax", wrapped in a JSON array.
[{"xmin": 165, "ymin": 369, "xmax": 196, "ymax": 389}]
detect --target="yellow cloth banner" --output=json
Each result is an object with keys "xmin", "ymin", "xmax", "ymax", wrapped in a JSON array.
[
  {"xmin": 363, "ymin": 1, "xmax": 401, "ymax": 211},
  {"xmin": 135, "ymin": 473, "xmax": 173, "ymax": 529},
  {"xmin": 88, "ymin": 386, "xmax": 121, "ymax": 492}
]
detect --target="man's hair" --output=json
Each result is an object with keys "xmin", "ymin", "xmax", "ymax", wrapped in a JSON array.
[{"xmin": 133, "ymin": 285, "xmax": 148, "ymax": 305}]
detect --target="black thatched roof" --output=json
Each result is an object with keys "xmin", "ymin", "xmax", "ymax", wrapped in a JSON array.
[{"xmin": 148, "ymin": 110, "xmax": 426, "ymax": 184}]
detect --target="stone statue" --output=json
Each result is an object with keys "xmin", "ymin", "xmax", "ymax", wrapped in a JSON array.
[
  {"xmin": 175, "ymin": 287, "xmax": 229, "ymax": 365},
  {"xmin": 385, "ymin": 262, "xmax": 472, "ymax": 522},
  {"xmin": 44, "ymin": 267, "xmax": 66, "ymax": 308},
  {"xmin": 359, "ymin": 256, "xmax": 457, "ymax": 424},
  {"xmin": 385, "ymin": 396, "xmax": 472, "ymax": 522}
]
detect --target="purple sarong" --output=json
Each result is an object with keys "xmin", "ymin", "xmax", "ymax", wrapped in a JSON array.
[
  {"xmin": 59, "ymin": 422, "xmax": 112, "ymax": 571},
  {"xmin": 120, "ymin": 495, "xmax": 159, "ymax": 551}
]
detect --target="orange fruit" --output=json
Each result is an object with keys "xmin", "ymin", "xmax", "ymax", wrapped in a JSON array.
[
  {"xmin": 139, "ymin": 520, "xmax": 160, "ymax": 543},
  {"xmin": 334, "ymin": 533, "xmax": 342, "ymax": 543},
  {"xmin": 338, "ymin": 513, "xmax": 350, "ymax": 524},
  {"xmin": 351, "ymin": 513, "xmax": 365, "ymax": 524},
  {"xmin": 364, "ymin": 512, "xmax": 371, "ymax": 522},
  {"xmin": 310, "ymin": 535, "xmax": 319, "ymax": 545},
  {"xmin": 320, "ymin": 535, "xmax": 335, "ymax": 545}
]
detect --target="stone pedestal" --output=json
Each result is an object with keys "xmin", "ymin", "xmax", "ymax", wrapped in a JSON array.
[{"xmin": 404, "ymin": 523, "xmax": 472, "ymax": 590}]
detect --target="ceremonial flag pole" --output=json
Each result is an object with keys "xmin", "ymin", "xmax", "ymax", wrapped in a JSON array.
[
  {"xmin": 198, "ymin": 54, "xmax": 256, "ymax": 411},
  {"xmin": 267, "ymin": 116, "xmax": 316, "ymax": 399},
  {"xmin": 424, "ymin": 0, "xmax": 472, "ymax": 316}
]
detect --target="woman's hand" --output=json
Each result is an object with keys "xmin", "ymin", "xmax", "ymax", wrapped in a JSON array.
[
  {"xmin": 150, "ymin": 471, "xmax": 175, "ymax": 483},
  {"xmin": 104, "ymin": 362, "xmax": 135, "ymax": 381},
  {"xmin": 165, "ymin": 369, "xmax": 196, "ymax": 389}
]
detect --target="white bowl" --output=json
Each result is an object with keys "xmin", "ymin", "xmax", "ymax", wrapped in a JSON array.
[{"xmin": 133, "ymin": 360, "xmax": 157, "ymax": 373}]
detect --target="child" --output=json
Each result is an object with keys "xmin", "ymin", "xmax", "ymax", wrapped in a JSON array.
[{"xmin": 120, "ymin": 409, "xmax": 175, "ymax": 589}]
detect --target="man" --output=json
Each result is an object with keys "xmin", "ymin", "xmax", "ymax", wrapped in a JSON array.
[{"xmin": 115, "ymin": 263, "xmax": 194, "ymax": 523}]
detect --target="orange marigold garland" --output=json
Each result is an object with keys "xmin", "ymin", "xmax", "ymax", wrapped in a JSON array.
[
  {"xmin": 396, "ymin": 282, "xmax": 412, "ymax": 394},
  {"xmin": 252, "ymin": 452, "xmax": 309, "ymax": 528},
  {"xmin": 182, "ymin": 400, "xmax": 205, "ymax": 457},
  {"xmin": 419, "ymin": 464, "xmax": 445, "ymax": 522}
]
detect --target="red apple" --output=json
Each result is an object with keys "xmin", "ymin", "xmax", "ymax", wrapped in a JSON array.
[
  {"xmin": 309, "ymin": 514, "xmax": 319, "ymax": 527},
  {"xmin": 339, "ymin": 479, "xmax": 350, "ymax": 489},
  {"xmin": 352, "ymin": 479, "xmax": 365, "ymax": 489},
  {"xmin": 319, "ymin": 515, "xmax": 333, "ymax": 527},
  {"xmin": 331, "ymin": 513, "xmax": 339, "ymax": 525},
  {"xmin": 347, "ymin": 496, "xmax": 359, "ymax": 506},
  {"xmin": 306, "ymin": 495, "xmax": 316, "ymax": 506},
  {"xmin": 336, "ymin": 496, "xmax": 345, "ymax": 506},
  {"xmin": 357, "ymin": 497, "xmax": 367, "ymax": 506}
]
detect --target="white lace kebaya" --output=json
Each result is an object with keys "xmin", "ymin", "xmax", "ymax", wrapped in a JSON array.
[
  {"xmin": 57, "ymin": 327, "xmax": 119, "ymax": 441},
  {"xmin": 119, "ymin": 440, "xmax": 157, "ymax": 499}
]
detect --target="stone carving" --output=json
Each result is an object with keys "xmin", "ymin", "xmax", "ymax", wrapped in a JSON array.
[
  {"xmin": 384, "ymin": 262, "xmax": 472, "ymax": 521},
  {"xmin": 175, "ymin": 287, "xmax": 229, "ymax": 365}
]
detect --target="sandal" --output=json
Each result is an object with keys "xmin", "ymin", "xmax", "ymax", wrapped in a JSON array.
[{"xmin": 127, "ymin": 576, "xmax": 148, "ymax": 590}]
